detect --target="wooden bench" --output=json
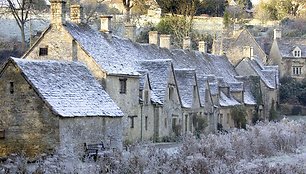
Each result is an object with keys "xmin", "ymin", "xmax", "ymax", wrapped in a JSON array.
[{"xmin": 84, "ymin": 142, "xmax": 105, "ymax": 161}]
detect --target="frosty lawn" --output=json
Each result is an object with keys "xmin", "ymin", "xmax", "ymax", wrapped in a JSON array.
[{"xmin": 1, "ymin": 120, "xmax": 306, "ymax": 173}]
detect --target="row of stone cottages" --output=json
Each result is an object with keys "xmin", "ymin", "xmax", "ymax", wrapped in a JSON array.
[{"xmin": 0, "ymin": 1, "xmax": 279, "ymax": 158}]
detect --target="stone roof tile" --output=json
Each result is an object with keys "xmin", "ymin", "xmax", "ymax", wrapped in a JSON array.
[{"xmin": 12, "ymin": 58, "xmax": 123, "ymax": 117}]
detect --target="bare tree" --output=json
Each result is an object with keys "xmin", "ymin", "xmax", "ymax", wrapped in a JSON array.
[
  {"xmin": 5, "ymin": 0, "xmax": 46, "ymax": 52},
  {"xmin": 80, "ymin": 0, "xmax": 105, "ymax": 24},
  {"xmin": 123, "ymin": 0, "xmax": 133, "ymax": 22}
]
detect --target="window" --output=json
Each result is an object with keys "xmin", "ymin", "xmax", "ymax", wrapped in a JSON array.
[
  {"xmin": 129, "ymin": 115, "xmax": 136, "ymax": 128},
  {"xmin": 145, "ymin": 116, "xmax": 148, "ymax": 131},
  {"xmin": 39, "ymin": 47, "xmax": 48, "ymax": 56},
  {"xmin": 164, "ymin": 118, "xmax": 167, "ymax": 128},
  {"xmin": 119, "ymin": 78, "xmax": 127, "ymax": 94},
  {"xmin": 144, "ymin": 90, "xmax": 149, "ymax": 105},
  {"xmin": 168, "ymin": 84, "xmax": 175, "ymax": 100},
  {"xmin": 294, "ymin": 50, "xmax": 301, "ymax": 57},
  {"xmin": 0, "ymin": 129, "xmax": 4, "ymax": 139},
  {"xmin": 292, "ymin": 66, "xmax": 302, "ymax": 76},
  {"xmin": 9, "ymin": 82, "xmax": 14, "ymax": 94},
  {"xmin": 185, "ymin": 114, "xmax": 188, "ymax": 132}
]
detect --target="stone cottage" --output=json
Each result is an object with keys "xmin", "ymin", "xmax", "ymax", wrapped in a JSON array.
[
  {"xmin": 22, "ymin": 0, "xmax": 269, "ymax": 141},
  {"xmin": 236, "ymin": 56, "xmax": 279, "ymax": 120},
  {"xmin": 269, "ymin": 29, "xmax": 306, "ymax": 80},
  {"xmin": 0, "ymin": 58, "xmax": 123, "ymax": 158},
  {"xmin": 224, "ymin": 29, "xmax": 268, "ymax": 65}
]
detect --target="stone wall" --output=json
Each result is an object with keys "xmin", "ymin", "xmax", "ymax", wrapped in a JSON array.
[
  {"xmin": 105, "ymin": 75, "xmax": 141, "ymax": 142},
  {"xmin": 0, "ymin": 62, "xmax": 60, "ymax": 158},
  {"xmin": 58, "ymin": 116, "xmax": 122, "ymax": 157}
]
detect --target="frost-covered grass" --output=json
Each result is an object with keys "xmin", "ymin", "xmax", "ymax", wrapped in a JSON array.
[{"xmin": 1, "ymin": 120, "xmax": 306, "ymax": 173}]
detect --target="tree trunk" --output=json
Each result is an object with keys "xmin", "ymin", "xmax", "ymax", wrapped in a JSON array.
[{"xmin": 20, "ymin": 24, "xmax": 26, "ymax": 52}]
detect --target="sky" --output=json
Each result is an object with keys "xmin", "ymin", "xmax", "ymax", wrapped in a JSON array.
[{"xmin": 251, "ymin": 0, "xmax": 260, "ymax": 5}]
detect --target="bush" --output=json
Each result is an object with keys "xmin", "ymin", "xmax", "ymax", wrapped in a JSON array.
[{"xmin": 231, "ymin": 106, "xmax": 247, "ymax": 129}]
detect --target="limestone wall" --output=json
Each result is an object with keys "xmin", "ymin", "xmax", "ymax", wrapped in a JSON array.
[
  {"xmin": 105, "ymin": 75, "xmax": 141, "ymax": 142},
  {"xmin": 0, "ymin": 62, "xmax": 60, "ymax": 158},
  {"xmin": 58, "ymin": 116, "xmax": 122, "ymax": 157}
]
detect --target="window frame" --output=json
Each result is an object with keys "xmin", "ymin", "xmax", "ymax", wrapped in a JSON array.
[
  {"xmin": 129, "ymin": 115, "xmax": 137, "ymax": 128},
  {"xmin": 119, "ymin": 78, "xmax": 127, "ymax": 94},
  {"xmin": 292, "ymin": 66, "xmax": 302, "ymax": 76},
  {"xmin": 39, "ymin": 47, "xmax": 48, "ymax": 56}
]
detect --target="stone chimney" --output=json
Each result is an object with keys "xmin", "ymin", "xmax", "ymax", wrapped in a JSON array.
[
  {"xmin": 50, "ymin": 0, "xmax": 66, "ymax": 27},
  {"xmin": 149, "ymin": 31, "xmax": 159, "ymax": 45},
  {"xmin": 198, "ymin": 41, "xmax": 207, "ymax": 53},
  {"xmin": 274, "ymin": 29, "xmax": 281, "ymax": 40},
  {"xmin": 183, "ymin": 37, "xmax": 191, "ymax": 50},
  {"xmin": 159, "ymin": 34, "xmax": 171, "ymax": 49},
  {"xmin": 100, "ymin": 15, "xmax": 112, "ymax": 34},
  {"xmin": 243, "ymin": 46, "xmax": 254, "ymax": 58},
  {"xmin": 124, "ymin": 24, "xmax": 136, "ymax": 42},
  {"xmin": 70, "ymin": 4, "xmax": 83, "ymax": 24}
]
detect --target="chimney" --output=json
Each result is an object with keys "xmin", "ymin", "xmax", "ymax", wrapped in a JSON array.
[
  {"xmin": 70, "ymin": 4, "xmax": 83, "ymax": 24},
  {"xmin": 243, "ymin": 46, "xmax": 254, "ymax": 58},
  {"xmin": 124, "ymin": 23, "xmax": 136, "ymax": 42},
  {"xmin": 183, "ymin": 37, "xmax": 191, "ymax": 50},
  {"xmin": 100, "ymin": 15, "xmax": 112, "ymax": 34},
  {"xmin": 149, "ymin": 31, "xmax": 159, "ymax": 45},
  {"xmin": 198, "ymin": 41, "xmax": 207, "ymax": 53},
  {"xmin": 50, "ymin": 0, "xmax": 66, "ymax": 27},
  {"xmin": 159, "ymin": 34, "xmax": 171, "ymax": 49},
  {"xmin": 274, "ymin": 29, "xmax": 281, "ymax": 39}
]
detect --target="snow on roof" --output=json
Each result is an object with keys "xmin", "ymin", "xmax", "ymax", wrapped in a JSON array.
[
  {"xmin": 137, "ymin": 70, "xmax": 149, "ymax": 91},
  {"xmin": 11, "ymin": 58, "xmax": 123, "ymax": 117},
  {"xmin": 174, "ymin": 69, "xmax": 196, "ymax": 108},
  {"xmin": 138, "ymin": 59, "xmax": 172, "ymax": 104},
  {"xmin": 244, "ymin": 90, "xmax": 257, "ymax": 105},
  {"xmin": 209, "ymin": 82, "xmax": 219, "ymax": 96},
  {"xmin": 276, "ymin": 38, "xmax": 306, "ymax": 58},
  {"xmin": 196, "ymin": 75, "xmax": 208, "ymax": 107},
  {"xmin": 228, "ymin": 82, "xmax": 244, "ymax": 92},
  {"xmin": 249, "ymin": 58, "xmax": 278, "ymax": 89},
  {"xmin": 65, "ymin": 22, "xmax": 139, "ymax": 76},
  {"xmin": 62, "ymin": 22, "xmax": 247, "ymax": 106},
  {"xmin": 219, "ymin": 92, "xmax": 240, "ymax": 107}
]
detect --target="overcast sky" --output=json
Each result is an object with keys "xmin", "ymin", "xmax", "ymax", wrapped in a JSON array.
[{"xmin": 251, "ymin": 0, "xmax": 259, "ymax": 5}]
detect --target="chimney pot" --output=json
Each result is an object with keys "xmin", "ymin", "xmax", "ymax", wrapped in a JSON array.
[
  {"xmin": 274, "ymin": 29, "xmax": 281, "ymax": 39},
  {"xmin": 100, "ymin": 15, "xmax": 112, "ymax": 34},
  {"xmin": 124, "ymin": 23, "xmax": 136, "ymax": 42},
  {"xmin": 50, "ymin": 0, "xmax": 66, "ymax": 27},
  {"xmin": 243, "ymin": 46, "xmax": 254, "ymax": 58},
  {"xmin": 70, "ymin": 4, "xmax": 83, "ymax": 24},
  {"xmin": 198, "ymin": 41, "xmax": 207, "ymax": 53},
  {"xmin": 149, "ymin": 31, "xmax": 159, "ymax": 45},
  {"xmin": 183, "ymin": 37, "xmax": 191, "ymax": 50},
  {"xmin": 159, "ymin": 34, "xmax": 171, "ymax": 49}
]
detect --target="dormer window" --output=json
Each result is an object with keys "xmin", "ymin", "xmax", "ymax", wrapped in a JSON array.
[
  {"xmin": 294, "ymin": 50, "xmax": 301, "ymax": 57},
  {"xmin": 293, "ymin": 47, "xmax": 302, "ymax": 58}
]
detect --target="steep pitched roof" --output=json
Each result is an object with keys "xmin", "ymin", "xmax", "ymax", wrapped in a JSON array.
[
  {"xmin": 275, "ymin": 38, "xmax": 306, "ymax": 58},
  {"xmin": 238, "ymin": 57, "xmax": 279, "ymax": 89},
  {"xmin": 219, "ymin": 92, "xmax": 240, "ymax": 107},
  {"xmin": 196, "ymin": 75, "xmax": 210, "ymax": 107},
  {"xmin": 65, "ymin": 22, "xmax": 139, "ymax": 76},
  {"xmin": 10, "ymin": 58, "xmax": 123, "ymax": 117},
  {"xmin": 138, "ymin": 59, "xmax": 172, "ymax": 104},
  {"xmin": 174, "ymin": 69, "xmax": 197, "ymax": 108}
]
